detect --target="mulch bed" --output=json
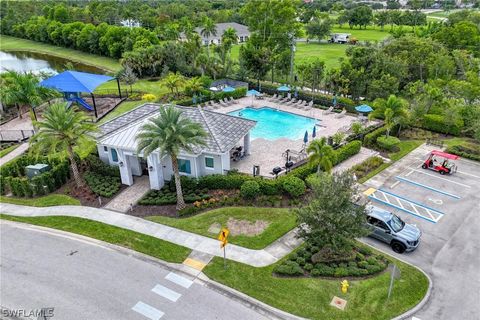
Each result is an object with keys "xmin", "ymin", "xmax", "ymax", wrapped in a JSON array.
[
  {"xmin": 55, "ymin": 179, "xmax": 127, "ymax": 207},
  {"xmin": 128, "ymin": 204, "xmax": 177, "ymax": 217}
]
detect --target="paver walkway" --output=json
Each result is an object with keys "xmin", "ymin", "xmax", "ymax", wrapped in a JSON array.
[
  {"xmin": 0, "ymin": 143, "xmax": 29, "ymax": 166},
  {"xmin": 104, "ymin": 175, "xmax": 150, "ymax": 212},
  {"xmin": 0, "ymin": 203, "xmax": 302, "ymax": 267}
]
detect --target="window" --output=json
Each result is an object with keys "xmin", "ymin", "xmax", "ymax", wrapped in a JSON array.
[
  {"xmin": 205, "ymin": 157, "xmax": 214, "ymax": 169},
  {"xmin": 103, "ymin": 146, "xmax": 108, "ymax": 152},
  {"xmin": 111, "ymin": 148, "xmax": 118, "ymax": 162},
  {"xmin": 177, "ymin": 159, "xmax": 191, "ymax": 174}
]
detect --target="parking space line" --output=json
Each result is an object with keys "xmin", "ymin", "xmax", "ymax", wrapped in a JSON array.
[
  {"xmin": 456, "ymin": 170, "xmax": 480, "ymax": 179},
  {"xmin": 395, "ymin": 176, "xmax": 461, "ymax": 199},
  {"xmin": 379, "ymin": 189, "xmax": 445, "ymax": 215},
  {"xmin": 411, "ymin": 169, "xmax": 471, "ymax": 188},
  {"xmin": 395, "ymin": 197, "xmax": 404, "ymax": 209},
  {"xmin": 165, "ymin": 272, "xmax": 193, "ymax": 289},
  {"xmin": 132, "ymin": 301, "xmax": 164, "ymax": 320},
  {"xmin": 151, "ymin": 284, "xmax": 182, "ymax": 302}
]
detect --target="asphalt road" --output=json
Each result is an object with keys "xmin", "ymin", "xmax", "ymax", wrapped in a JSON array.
[
  {"xmin": 0, "ymin": 222, "xmax": 268, "ymax": 320},
  {"xmin": 362, "ymin": 145, "xmax": 480, "ymax": 320}
]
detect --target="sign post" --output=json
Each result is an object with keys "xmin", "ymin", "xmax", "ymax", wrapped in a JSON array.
[{"xmin": 218, "ymin": 228, "xmax": 229, "ymax": 269}]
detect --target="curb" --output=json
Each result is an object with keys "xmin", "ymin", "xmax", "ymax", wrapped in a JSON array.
[
  {"xmin": 359, "ymin": 240, "xmax": 433, "ymax": 320},
  {"xmin": 1, "ymin": 220, "xmax": 304, "ymax": 320}
]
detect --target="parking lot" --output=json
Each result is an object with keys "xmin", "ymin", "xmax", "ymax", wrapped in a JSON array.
[{"xmin": 361, "ymin": 144, "xmax": 480, "ymax": 320}]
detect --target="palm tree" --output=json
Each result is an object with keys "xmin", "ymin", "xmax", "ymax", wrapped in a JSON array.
[
  {"xmin": 0, "ymin": 71, "xmax": 56, "ymax": 119},
  {"xmin": 120, "ymin": 65, "xmax": 138, "ymax": 94},
  {"xmin": 370, "ymin": 95, "xmax": 410, "ymax": 137},
  {"xmin": 136, "ymin": 106, "xmax": 207, "ymax": 211},
  {"xmin": 307, "ymin": 137, "xmax": 336, "ymax": 174},
  {"xmin": 185, "ymin": 77, "xmax": 203, "ymax": 96},
  {"xmin": 161, "ymin": 72, "xmax": 185, "ymax": 97},
  {"xmin": 30, "ymin": 103, "xmax": 98, "ymax": 187},
  {"xmin": 200, "ymin": 17, "xmax": 217, "ymax": 58}
]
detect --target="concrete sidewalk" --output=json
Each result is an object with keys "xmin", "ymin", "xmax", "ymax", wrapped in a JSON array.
[
  {"xmin": 0, "ymin": 143, "xmax": 29, "ymax": 166},
  {"xmin": 0, "ymin": 203, "xmax": 302, "ymax": 267}
]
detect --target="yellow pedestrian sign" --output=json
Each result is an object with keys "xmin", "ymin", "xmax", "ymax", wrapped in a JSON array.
[{"xmin": 218, "ymin": 228, "xmax": 229, "ymax": 269}]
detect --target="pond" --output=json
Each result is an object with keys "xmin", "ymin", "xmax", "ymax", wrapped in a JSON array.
[{"xmin": 0, "ymin": 51, "xmax": 106, "ymax": 74}]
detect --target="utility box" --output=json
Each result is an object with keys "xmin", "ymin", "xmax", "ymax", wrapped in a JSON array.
[{"xmin": 25, "ymin": 164, "xmax": 51, "ymax": 179}]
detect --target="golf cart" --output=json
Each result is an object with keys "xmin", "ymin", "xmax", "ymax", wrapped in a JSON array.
[{"xmin": 422, "ymin": 150, "xmax": 458, "ymax": 175}]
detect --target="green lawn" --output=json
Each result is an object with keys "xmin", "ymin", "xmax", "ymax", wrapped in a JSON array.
[
  {"xmin": 96, "ymin": 79, "xmax": 170, "ymax": 97},
  {"xmin": 0, "ymin": 194, "xmax": 80, "ymax": 206},
  {"xmin": 0, "ymin": 35, "xmax": 121, "ymax": 73},
  {"xmin": 358, "ymin": 139, "xmax": 423, "ymax": 183},
  {"xmin": 0, "ymin": 144, "xmax": 19, "ymax": 158},
  {"xmin": 331, "ymin": 25, "xmax": 397, "ymax": 41},
  {"xmin": 147, "ymin": 207, "xmax": 297, "ymax": 250},
  {"xmin": 0, "ymin": 214, "xmax": 191, "ymax": 263},
  {"xmin": 98, "ymin": 100, "xmax": 145, "ymax": 124},
  {"xmin": 204, "ymin": 249, "xmax": 428, "ymax": 320}
]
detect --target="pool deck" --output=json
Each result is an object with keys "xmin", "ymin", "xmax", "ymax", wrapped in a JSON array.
[{"xmin": 208, "ymin": 97, "xmax": 380, "ymax": 177}]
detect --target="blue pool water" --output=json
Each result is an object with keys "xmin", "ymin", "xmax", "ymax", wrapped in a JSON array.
[{"xmin": 228, "ymin": 107, "xmax": 318, "ymax": 140}]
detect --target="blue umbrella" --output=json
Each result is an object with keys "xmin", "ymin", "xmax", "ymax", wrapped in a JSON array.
[
  {"xmin": 192, "ymin": 95, "xmax": 197, "ymax": 104},
  {"xmin": 223, "ymin": 86, "xmax": 235, "ymax": 93},
  {"xmin": 246, "ymin": 89, "xmax": 260, "ymax": 96},
  {"xmin": 333, "ymin": 95, "xmax": 337, "ymax": 107},
  {"xmin": 303, "ymin": 130, "xmax": 309, "ymax": 144},
  {"xmin": 277, "ymin": 85, "xmax": 291, "ymax": 92},
  {"xmin": 355, "ymin": 104, "xmax": 373, "ymax": 113},
  {"xmin": 312, "ymin": 126, "xmax": 316, "ymax": 138}
]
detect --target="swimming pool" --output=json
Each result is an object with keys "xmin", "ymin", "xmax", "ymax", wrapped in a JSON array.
[{"xmin": 228, "ymin": 107, "xmax": 318, "ymax": 140}]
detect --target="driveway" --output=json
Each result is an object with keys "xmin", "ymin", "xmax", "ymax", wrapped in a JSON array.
[
  {"xmin": 0, "ymin": 222, "xmax": 269, "ymax": 320},
  {"xmin": 361, "ymin": 144, "xmax": 480, "ymax": 320}
]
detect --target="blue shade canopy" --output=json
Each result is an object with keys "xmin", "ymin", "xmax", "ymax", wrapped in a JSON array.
[
  {"xmin": 277, "ymin": 85, "xmax": 291, "ymax": 92},
  {"xmin": 39, "ymin": 71, "xmax": 114, "ymax": 93},
  {"xmin": 355, "ymin": 104, "xmax": 373, "ymax": 113},
  {"xmin": 222, "ymin": 86, "xmax": 235, "ymax": 92},
  {"xmin": 312, "ymin": 126, "xmax": 316, "ymax": 138},
  {"xmin": 246, "ymin": 89, "xmax": 260, "ymax": 96},
  {"xmin": 303, "ymin": 130, "xmax": 309, "ymax": 143}
]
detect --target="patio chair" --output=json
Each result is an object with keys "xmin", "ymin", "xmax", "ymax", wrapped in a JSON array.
[
  {"xmin": 303, "ymin": 100, "xmax": 314, "ymax": 110},
  {"xmin": 269, "ymin": 93, "xmax": 278, "ymax": 101},
  {"xmin": 286, "ymin": 98, "xmax": 297, "ymax": 106},
  {"xmin": 323, "ymin": 106, "xmax": 333, "ymax": 115},
  {"xmin": 223, "ymin": 98, "xmax": 232, "ymax": 105},
  {"xmin": 335, "ymin": 109, "xmax": 347, "ymax": 118},
  {"xmin": 293, "ymin": 100, "xmax": 304, "ymax": 108},
  {"xmin": 218, "ymin": 99, "xmax": 228, "ymax": 107},
  {"xmin": 229, "ymin": 97, "xmax": 236, "ymax": 104}
]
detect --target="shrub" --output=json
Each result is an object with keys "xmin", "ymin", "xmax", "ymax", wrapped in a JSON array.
[
  {"xmin": 258, "ymin": 179, "xmax": 281, "ymax": 195},
  {"xmin": 296, "ymin": 257, "xmax": 306, "ymax": 266},
  {"xmin": 334, "ymin": 267, "xmax": 350, "ymax": 277},
  {"xmin": 141, "ymin": 93, "xmax": 157, "ymax": 101},
  {"xmin": 240, "ymin": 180, "xmax": 260, "ymax": 199},
  {"xmin": 198, "ymin": 173, "xmax": 252, "ymax": 190},
  {"xmin": 358, "ymin": 261, "xmax": 369, "ymax": 269},
  {"xmin": 367, "ymin": 256, "xmax": 378, "ymax": 265},
  {"xmin": 85, "ymin": 155, "xmax": 120, "ymax": 177},
  {"xmin": 282, "ymin": 176, "xmax": 306, "ymax": 198},
  {"xmin": 313, "ymin": 264, "xmax": 335, "ymax": 276},
  {"xmin": 84, "ymin": 171, "xmax": 121, "ymax": 197},
  {"xmin": 289, "ymin": 253, "xmax": 298, "ymax": 261},
  {"xmin": 422, "ymin": 114, "xmax": 463, "ymax": 136},
  {"xmin": 377, "ymin": 136, "xmax": 400, "ymax": 151},
  {"xmin": 446, "ymin": 144, "xmax": 480, "ymax": 162},
  {"xmin": 358, "ymin": 246, "xmax": 372, "ymax": 255},
  {"xmin": 355, "ymin": 253, "xmax": 365, "ymax": 261},
  {"xmin": 364, "ymin": 126, "xmax": 388, "ymax": 147},
  {"xmin": 304, "ymin": 263, "xmax": 314, "ymax": 271},
  {"xmin": 350, "ymin": 156, "xmax": 384, "ymax": 180},
  {"xmin": 274, "ymin": 261, "xmax": 304, "ymax": 276},
  {"xmin": 333, "ymin": 140, "xmax": 362, "ymax": 165}
]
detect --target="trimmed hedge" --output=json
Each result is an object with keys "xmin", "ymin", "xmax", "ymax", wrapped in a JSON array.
[
  {"xmin": 364, "ymin": 126, "xmax": 387, "ymax": 147},
  {"xmin": 85, "ymin": 155, "xmax": 120, "ymax": 177},
  {"xmin": 377, "ymin": 136, "xmax": 400, "ymax": 151},
  {"xmin": 240, "ymin": 180, "xmax": 260, "ymax": 199},
  {"xmin": 282, "ymin": 176, "xmax": 306, "ymax": 198},
  {"xmin": 333, "ymin": 140, "xmax": 362, "ymax": 165},
  {"xmin": 422, "ymin": 114, "xmax": 463, "ymax": 136},
  {"xmin": 177, "ymin": 87, "xmax": 247, "ymax": 106},
  {"xmin": 0, "ymin": 155, "xmax": 70, "ymax": 197}
]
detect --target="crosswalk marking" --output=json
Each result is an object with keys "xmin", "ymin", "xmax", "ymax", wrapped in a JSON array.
[
  {"xmin": 165, "ymin": 272, "xmax": 193, "ymax": 289},
  {"xmin": 132, "ymin": 301, "xmax": 164, "ymax": 320},
  {"xmin": 152, "ymin": 284, "xmax": 182, "ymax": 302}
]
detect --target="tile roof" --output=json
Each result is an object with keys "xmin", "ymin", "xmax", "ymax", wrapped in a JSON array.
[{"xmin": 97, "ymin": 103, "xmax": 256, "ymax": 155}]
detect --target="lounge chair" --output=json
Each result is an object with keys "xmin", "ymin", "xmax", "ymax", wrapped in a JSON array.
[
  {"xmin": 229, "ymin": 97, "xmax": 236, "ymax": 104},
  {"xmin": 323, "ymin": 106, "xmax": 333, "ymax": 115},
  {"xmin": 218, "ymin": 99, "xmax": 228, "ymax": 107},
  {"xmin": 223, "ymin": 98, "xmax": 232, "ymax": 105},
  {"xmin": 286, "ymin": 98, "xmax": 297, "ymax": 106},
  {"xmin": 293, "ymin": 100, "xmax": 304, "ymax": 108},
  {"xmin": 303, "ymin": 100, "xmax": 314, "ymax": 110},
  {"xmin": 269, "ymin": 93, "xmax": 278, "ymax": 101},
  {"xmin": 335, "ymin": 109, "xmax": 347, "ymax": 118}
]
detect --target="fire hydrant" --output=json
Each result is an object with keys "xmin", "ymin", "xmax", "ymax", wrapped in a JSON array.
[{"xmin": 341, "ymin": 280, "xmax": 349, "ymax": 294}]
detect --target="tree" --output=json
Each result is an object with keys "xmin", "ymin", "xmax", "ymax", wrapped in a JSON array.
[
  {"xmin": 371, "ymin": 95, "xmax": 410, "ymax": 136},
  {"xmin": 0, "ymin": 71, "xmax": 56, "ymax": 119},
  {"xmin": 30, "ymin": 103, "xmax": 97, "ymax": 187},
  {"xmin": 306, "ymin": 14, "xmax": 333, "ymax": 41},
  {"xmin": 295, "ymin": 172, "xmax": 370, "ymax": 254},
  {"xmin": 307, "ymin": 137, "xmax": 336, "ymax": 174},
  {"xmin": 136, "ymin": 106, "xmax": 207, "ymax": 211},
  {"xmin": 374, "ymin": 10, "xmax": 389, "ymax": 31},
  {"xmin": 221, "ymin": 27, "xmax": 238, "ymax": 48},
  {"xmin": 200, "ymin": 17, "xmax": 217, "ymax": 58},
  {"xmin": 161, "ymin": 72, "xmax": 185, "ymax": 97},
  {"xmin": 120, "ymin": 65, "xmax": 138, "ymax": 93},
  {"xmin": 347, "ymin": 5, "xmax": 373, "ymax": 29}
]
